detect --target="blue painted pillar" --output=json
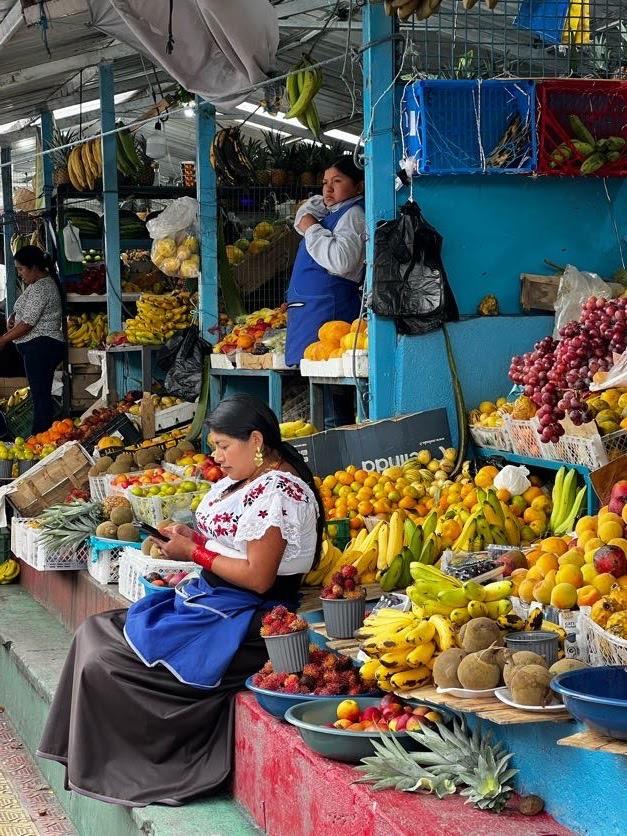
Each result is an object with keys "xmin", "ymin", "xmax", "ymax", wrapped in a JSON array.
[
  {"xmin": 99, "ymin": 63, "xmax": 122, "ymax": 334},
  {"xmin": 196, "ymin": 98, "xmax": 218, "ymax": 343},
  {"xmin": 1, "ymin": 146, "xmax": 17, "ymax": 312},
  {"xmin": 362, "ymin": 3, "xmax": 397, "ymax": 420},
  {"xmin": 40, "ymin": 111, "xmax": 54, "ymax": 214}
]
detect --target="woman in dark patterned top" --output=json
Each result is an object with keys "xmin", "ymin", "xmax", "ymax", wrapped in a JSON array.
[{"xmin": 0, "ymin": 246, "xmax": 64, "ymax": 433}]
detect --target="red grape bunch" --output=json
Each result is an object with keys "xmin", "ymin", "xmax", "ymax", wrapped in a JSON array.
[{"xmin": 509, "ymin": 296, "xmax": 627, "ymax": 443}]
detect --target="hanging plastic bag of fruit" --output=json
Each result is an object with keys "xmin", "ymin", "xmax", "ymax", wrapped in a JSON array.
[
  {"xmin": 492, "ymin": 465, "xmax": 531, "ymax": 497},
  {"xmin": 147, "ymin": 196, "xmax": 200, "ymax": 279},
  {"xmin": 553, "ymin": 264, "xmax": 612, "ymax": 338},
  {"xmin": 589, "ymin": 349, "xmax": 627, "ymax": 391}
]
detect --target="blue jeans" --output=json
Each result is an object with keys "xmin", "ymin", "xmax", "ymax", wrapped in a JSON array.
[{"xmin": 16, "ymin": 337, "xmax": 64, "ymax": 435}]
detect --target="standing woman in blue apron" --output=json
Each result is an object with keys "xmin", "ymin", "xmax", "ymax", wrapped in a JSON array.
[{"xmin": 285, "ymin": 156, "xmax": 365, "ymax": 428}]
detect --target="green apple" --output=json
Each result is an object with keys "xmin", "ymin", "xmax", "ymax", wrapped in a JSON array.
[
  {"xmin": 179, "ymin": 480, "xmax": 197, "ymax": 493},
  {"xmin": 148, "ymin": 486, "xmax": 161, "ymax": 496},
  {"xmin": 130, "ymin": 486, "xmax": 145, "ymax": 497}
]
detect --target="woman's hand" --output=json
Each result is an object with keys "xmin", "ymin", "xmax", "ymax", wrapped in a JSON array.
[
  {"xmin": 155, "ymin": 531, "xmax": 195, "ymax": 561},
  {"xmin": 7, "ymin": 314, "xmax": 15, "ymax": 329},
  {"xmin": 160, "ymin": 522, "xmax": 195, "ymax": 540},
  {"xmin": 296, "ymin": 213, "xmax": 319, "ymax": 234}
]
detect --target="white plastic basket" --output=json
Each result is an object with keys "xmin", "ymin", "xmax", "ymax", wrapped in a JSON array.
[
  {"xmin": 470, "ymin": 424, "xmax": 512, "ymax": 452},
  {"xmin": 89, "ymin": 473, "xmax": 115, "ymax": 501},
  {"xmin": 10, "ymin": 517, "xmax": 29, "ymax": 559},
  {"xmin": 579, "ymin": 612, "xmax": 627, "ymax": 666},
  {"xmin": 502, "ymin": 414, "xmax": 544, "ymax": 459},
  {"xmin": 126, "ymin": 482, "xmax": 208, "ymax": 526},
  {"xmin": 118, "ymin": 547, "xmax": 196, "ymax": 603},
  {"xmin": 21, "ymin": 537, "xmax": 90, "ymax": 572},
  {"xmin": 300, "ymin": 358, "xmax": 345, "ymax": 378},
  {"xmin": 87, "ymin": 535, "xmax": 141, "ymax": 585},
  {"xmin": 128, "ymin": 401, "xmax": 198, "ymax": 432}
]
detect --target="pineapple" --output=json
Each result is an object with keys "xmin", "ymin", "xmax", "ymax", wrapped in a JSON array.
[
  {"xmin": 356, "ymin": 717, "xmax": 517, "ymax": 813},
  {"xmin": 49, "ymin": 127, "xmax": 79, "ymax": 186},
  {"xmin": 37, "ymin": 500, "xmax": 104, "ymax": 551},
  {"xmin": 262, "ymin": 131, "xmax": 289, "ymax": 187},
  {"xmin": 103, "ymin": 494, "xmax": 132, "ymax": 519},
  {"xmin": 605, "ymin": 611, "xmax": 627, "ymax": 639}
]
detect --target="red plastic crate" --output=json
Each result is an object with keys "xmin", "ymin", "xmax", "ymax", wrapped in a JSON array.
[{"xmin": 537, "ymin": 79, "xmax": 627, "ymax": 177}]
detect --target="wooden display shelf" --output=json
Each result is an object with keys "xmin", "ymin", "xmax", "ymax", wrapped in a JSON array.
[
  {"xmin": 557, "ymin": 729, "xmax": 627, "ymax": 755},
  {"xmin": 400, "ymin": 685, "xmax": 573, "ymax": 725},
  {"xmin": 307, "ymin": 622, "xmax": 361, "ymax": 660}
]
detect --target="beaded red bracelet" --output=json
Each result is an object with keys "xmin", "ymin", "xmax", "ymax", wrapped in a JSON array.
[{"xmin": 192, "ymin": 545, "xmax": 218, "ymax": 571}]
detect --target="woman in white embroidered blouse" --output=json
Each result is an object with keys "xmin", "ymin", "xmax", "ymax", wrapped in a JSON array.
[{"xmin": 38, "ymin": 395, "xmax": 324, "ymax": 808}]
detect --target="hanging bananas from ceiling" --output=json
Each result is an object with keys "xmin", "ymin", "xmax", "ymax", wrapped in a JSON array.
[{"xmin": 382, "ymin": 0, "xmax": 498, "ymax": 21}]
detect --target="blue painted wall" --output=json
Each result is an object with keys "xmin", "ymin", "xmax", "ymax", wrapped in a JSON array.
[
  {"xmin": 466, "ymin": 715, "xmax": 627, "ymax": 835},
  {"xmin": 408, "ymin": 176, "xmax": 626, "ymax": 315},
  {"xmin": 386, "ymin": 175, "xmax": 626, "ymax": 430}
]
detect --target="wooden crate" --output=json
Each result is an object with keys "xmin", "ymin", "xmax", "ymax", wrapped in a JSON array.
[
  {"xmin": 520, "ymin": 273, "xmax": 561, "ymax": 312},
  {"xmin": 7, "ymin": 442, "xmax": 93, "ymax": 517}
]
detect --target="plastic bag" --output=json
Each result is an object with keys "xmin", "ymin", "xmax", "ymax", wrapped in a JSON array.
[
  {"xmin": 553, "ymin": 265, "xmax": 612, "ymax": 338},
  {"xmin": 147, "ymin": 196, "xmax": 200, "ymax": 279},
  {"xmin": 163, "ymin": 326, "xmax": 206, "ymax": 401},
  {"xmin": 493, "ymin": 465, "xmax": 531, "ymax": 496},
  {"xmin": 62, "ymin": 223, "xmax": 83, "ymax": 262},
  {"xmin": 588, "ymin": 349, "xmax": 627, "ymax": 391}
]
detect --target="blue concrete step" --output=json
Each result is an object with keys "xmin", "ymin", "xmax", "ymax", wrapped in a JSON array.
[{"xmin": 0, "ymin": 586, "xmax": 260, "ymax": 836}]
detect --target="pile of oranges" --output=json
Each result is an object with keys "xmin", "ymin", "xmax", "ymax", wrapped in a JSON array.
[
  {"xmin": 25, "ymin": 418, "xmax": 77, "ymax": 457},
  {"xmin": 315, "ymin": 465, "xmax": 438, "ymax": 532}
]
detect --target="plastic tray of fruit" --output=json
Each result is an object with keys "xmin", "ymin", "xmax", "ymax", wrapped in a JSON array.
[
  {"xmin": 126, "ymin": 479, "xmax": 211, "ymax": 526},
  {"xmin": 140, "ymin": 569, "xmax": 192, "ymax": 594},
  {"xmin": 284, "ymin": 695, "xmax": 444, "ymax": 763},
  {"xmin": 118, "ymin": 547, "xmax": 197, "ymax": 602}
]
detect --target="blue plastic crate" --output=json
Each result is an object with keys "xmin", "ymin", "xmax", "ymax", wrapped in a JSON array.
[
  {"xmin": 401, "ymin": 79, "xmax": 537, "ymax": 175},
  {"xmin": 513, "ymin": 0, "xmax": 570, "ymax": 46}
]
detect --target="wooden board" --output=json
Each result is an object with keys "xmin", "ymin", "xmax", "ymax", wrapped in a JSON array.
[
  {"xmin": 557, "ymin": 729, "xmax": 627, "ymax": 755},
  {"xmin": 308, "ymin": 621, "xmax": 361, "ymax": 660},
  {"xmin": 398, "ymin": 685, "xmax": 573, "ymax": 725}
]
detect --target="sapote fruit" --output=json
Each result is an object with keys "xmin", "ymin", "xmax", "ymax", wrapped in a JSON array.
[
  {"xmin": 141, "ymin": 539, "xmax": 152, "ymax": 555},
  {"xmin": 456, "ymin": 649, "xmax": 501, "ymax": 691},
  {"xmin": 432, "ymin": 648, "xmax": 467, "ymax": 689},
  {"xmin": 109, "ymin": 506, "xmax": 134, "ymax": 526},
  {"xmin": 460, "ymin": 617, "xmax": 503, "ymax": 653},
  {"xmin": 503, "ymin": 651, "xmax": 547, "ymax": 688},
  {"xmin": 163, "ymin": 447, "xmax": 181, "ymax": 464},
  {"xmin": 94, "ymin": 456, "xmax": 113, "ymax": 474},
  {"xmin": 117, "ymin": 523, "xmax": 139, "ymax": 542},
  {"xmin": 548, "ymin": 658, "xmax": 589, "ymax": 677},
  {"xmin": 510, "ymin": 664, "xmax": 553, "ymax": 706},
  {"xmin": 177, "ymin": 440, "xmax": 195, "ymax": 453},
  {"xmin": 108, "ymin": 460, "xmax": 130, "ymax": 475},
  {"xmin": 135, "ymin": 449, "xmax": 158, "ymax": 468},
  {"xmin": 96, "ymin": 521, "xmax": 118, "ymax": 539}
]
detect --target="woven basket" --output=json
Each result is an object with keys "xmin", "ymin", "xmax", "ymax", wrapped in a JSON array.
[{"xmin": 579, "ymin": 612, "xmax": 627, "ymax": 666}]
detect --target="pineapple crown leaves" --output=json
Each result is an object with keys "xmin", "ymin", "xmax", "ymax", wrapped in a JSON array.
[{"xmin": 355, "ymin": 717, "xmax": 518, "ymax": 814}]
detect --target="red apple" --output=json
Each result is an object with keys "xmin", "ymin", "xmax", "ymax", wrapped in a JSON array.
[
  {"xmin": 361, "ymin": 706, "xmax": 382, "ymax": 723},
  {"xmin": 336, "ymin": 699, "xmax": 361, "ymax": 722},
  {"xmin": 411, "ymin": 706, "xmax": 430, "ymax": 717},
  {"xmin": 495, "ymin": 550, "xmax": 527, "ymax": 577},
  {"xmin": 379, "ymin": 693, "xmax": 398, "ymax": 708},
  {"xmin": 405, "ymin": 716, "xmax": 423, "ymax": 732},
  {"xmin": 593, "ymin": 545, "xmax": 627, "ymax": 578},
  {"xmin": 610, "ymin": 480, "xmax": 627, "ymax": 503},
  {"xmin": 382, "ymin": 703, "xmax": 403, "ymax": 720},
  {"xmin": 608, "ymin": 497, "xmax": 626, "ymax": 515},
  {"xmin": 388, "ymin": 713, "xmax": 409, "ymax": 732}
]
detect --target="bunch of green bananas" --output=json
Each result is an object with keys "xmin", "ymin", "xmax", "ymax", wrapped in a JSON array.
[
  {"xmin": 285, "ymin": 58, "xmax": 323, "ymax": 139},
  {"xmin": 550, "ymin": 115, "xmax": 626, "ymax": 175},
  {"xmin": 0, "ymin": 558, "xmax": 20, "ymax": 584}
]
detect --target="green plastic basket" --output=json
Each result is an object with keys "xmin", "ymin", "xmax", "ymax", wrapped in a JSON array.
[
  {"xmin": 0, "ymin": 528, "xmax": 10, "ymax": 563},
  {"xmin": 5, "ymin": 396, "xmax": 62, "ymax": 440},
  {"xmin": 325, "ymin": 518, "xmax": 350, "ymax": 551}
]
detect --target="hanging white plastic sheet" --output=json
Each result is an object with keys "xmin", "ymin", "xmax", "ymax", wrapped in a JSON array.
[{"xmin": 87, "ymin": 0, "xmax": 279, "ymax": 108}]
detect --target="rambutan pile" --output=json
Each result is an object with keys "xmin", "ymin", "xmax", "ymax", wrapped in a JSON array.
[
  {"xmin": 320, "ymin": 564, "xmax": 365, "ymax": 600},
  {"xmin": 260, "ymin": 605, "xmax": 308, "ymax": 637},
  {"xmin": 252, "ymin": 649, "xmax": 369, "ymax": 696}
]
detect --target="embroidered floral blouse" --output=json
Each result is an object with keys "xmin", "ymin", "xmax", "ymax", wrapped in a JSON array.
[{"xmin": 194, "ymin": 470, "xmax": 318, "ymax": 576}]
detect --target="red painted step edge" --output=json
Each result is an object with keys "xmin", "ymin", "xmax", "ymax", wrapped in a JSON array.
[{"xmin": 234, "ymin": 693, "xmax": 572, "ymax": 836}]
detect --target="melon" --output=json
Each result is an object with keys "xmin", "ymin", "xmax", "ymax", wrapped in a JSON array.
[
  {"xmin": 234, "ymin": 238, "xmax": 249, "ymax": 252},
  {"xmin": 248, "ymin": 239, "xmax": 271, "ymax": 256},
  {"xmin": 225, "ymin": 245, "xmax": 245, "ymax": 266},
  {"xmin": 253, "ymin": 221, "xmax": 274, "ymax": 240}
]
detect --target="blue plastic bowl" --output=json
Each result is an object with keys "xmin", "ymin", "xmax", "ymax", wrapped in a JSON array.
[
  {"xmin": 138, "ymin": 576, "xmax": 171, "ymax": 596},
  {"xmin": 552, "ymin": 665, "xmax": 627, "ymax": 740},
  {"xmin": 245, "ymin": 676, "xmax": 378, "ymax": 720}
]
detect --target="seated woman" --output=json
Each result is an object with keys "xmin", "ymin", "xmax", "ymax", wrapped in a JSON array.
[{"xmin": 37, "ymin": 394, "xmax": 323, "ymax": 807}]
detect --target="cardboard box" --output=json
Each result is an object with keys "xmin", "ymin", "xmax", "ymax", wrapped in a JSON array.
[
  {"xmin": 520, "ymin": 273, "xmax": 560, "ymax": 312},
  {"xmin": 291, "ymin": 409, "xmax": 451, "ymax": 475},
  {"xmin": 68, "ymin": 347, "xmax": 94, "ymax": 366},
  {"xmin": 7, "ymin": 441, "xmax": 93, "ymax": 517}
]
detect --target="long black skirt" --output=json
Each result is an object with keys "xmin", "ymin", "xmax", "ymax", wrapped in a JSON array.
[{"xmin": 37, "ymin": 609, "xmax": 267, "ymax": 807}]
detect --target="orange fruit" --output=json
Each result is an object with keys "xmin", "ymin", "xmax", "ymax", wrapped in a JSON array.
[
  {"xmin": 581, "ymin": 563, "xmax": 598, "ymax": 584},
  {"xmin": 531, "ymin": 495, "xmax": 552, "ymax": 513},
  {"xmin": 592, "ymin": 573, "xmax": 616, "ymax": 595},
  {"xmin": 474, "ymin": 465, "xmax": 499, "ymax": 488},
  {"xmin": 356, "ymin": 487, "xmax": 373, "ymax": 501},
  {"xmin": 540, "ymin": 536, "xmax": 568, "ymax": 556},
  {"xmin": 495, "ymin": 488, "xmax": 511, "ymax": 503},
  {"xmin": 525, "ymin": 548, "xmax": 542, "ymax": 566},
  {"xmin": 523, "ymin": 507, "xmax": 547, "ymax": 525},
  {"xmin": 599, "ymin": 520, "xmax": 624, "ymax": 543},
  {"xmin": 550, "ymin": 582, "xmax": 577, "ymax": 609},
  {"xmin": 322, "ymin": 475, "xmax": 337, "ymax": 490},
  {"xmin": 535, "ymin": 553, "xmax": 559, "ymax": 576},
  {"xmin": 336, "ymin": 471, "xmax": 353, "ymax": 486},
  {"xmin": 363, "ymin": 475, "xmax": 378, "ymax": 489},
  {"xmin": 354, "ymin": 469, "xmax": 368, "ymax": 484},
  {"xmin": 349, "ymin": 515, "xmax": 364, "ymax": 530},
  {"xmin": 440, "ymin": 520, "xmax": 462, "ymax": 541},
  {"xmin": 555, "ymin": 564, "xmax": 583, "ymax": 588},
  {"xmin": 517, "ymin": 579, "xmax": 536, "ymax": 603},
  {"xmin": 373, "ymin": 499, "xmax": 391, "ymax": 515},
  {"xmin": 577, "ymin": 585, "xmax": 601, "ymax": 607},
  {"xmin": 558, "ymin": 549, "xmax": 585, "ymax": 568},
  {"xmin": 345, "ymin": 465, "xmax": 356, "ymax": 475},
  {"xmin": 357, "ymin": 500, "xmax": 374, "ymax": 516},
  {"xmin": 523, "ymin": 486, "xmax": 543, "ymax": 504},
  {"xmin": 575, "ymin": 515, "xmax": 597, "ymax": 536},
  {"xmin": 608, "ymin": 538, "xmax": 627, "ymax": 556},
  {"xmin": 398, "ymin": 496, "xmax": 417, "ymax": 511}
]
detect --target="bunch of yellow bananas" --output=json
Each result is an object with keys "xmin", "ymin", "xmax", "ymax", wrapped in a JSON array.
[
  {"xmin": 68, "ymin": 138, "xmax": 102, "ymax": 191},
  {"xmin": 408, "ymin": 562, "xmax": 513, "ymax": 625},
  {"xmin": 304, "ymin": 521, "xmax": 385, "ymax": 587},
  {"xmin": 124, "ymin": 291, "xmax": 193, "ymax": 346},
  {"xmin": 2, "ymin": 386, "xmax": 29, "ymax": 411},
  {"xmin": 0, "ymin": 558, "xmax": 20, "ymax": 584},
  {"xmin": 67, "ymin": 313, "xmax": 108, "ymax": 348},
  {"xmin": 356, "ymin": 608, "xmax": 455, "ymax": 692},
  {"xmin": 285, "ymin": 57, "xmax": 323, "ymax": 139},
  {"xmin": 452, "ymin": 487, "xmax": 521, "ymax": 551}
]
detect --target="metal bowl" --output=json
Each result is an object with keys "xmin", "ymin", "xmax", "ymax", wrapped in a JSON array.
[
  {"xmin": 552, "ymin": 665, "xmax": 627, "ymax": 740},
  {"xmin": 284, "ymin": 697, "xmax": 417, "ymax": 763}
]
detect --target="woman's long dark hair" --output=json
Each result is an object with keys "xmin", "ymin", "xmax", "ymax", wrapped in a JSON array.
[
  {"xmin": 207, "ymin": 394, "xmax": 325, "ymax": 568},
  {"xmin": 14, "ymin": 245, "xmax": 65, "ymax": 303}
]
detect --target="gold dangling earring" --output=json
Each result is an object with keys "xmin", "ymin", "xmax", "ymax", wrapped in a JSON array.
[{"xmin": 254, "ymin": 446, "xmax": 264, "ymax": 468}]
